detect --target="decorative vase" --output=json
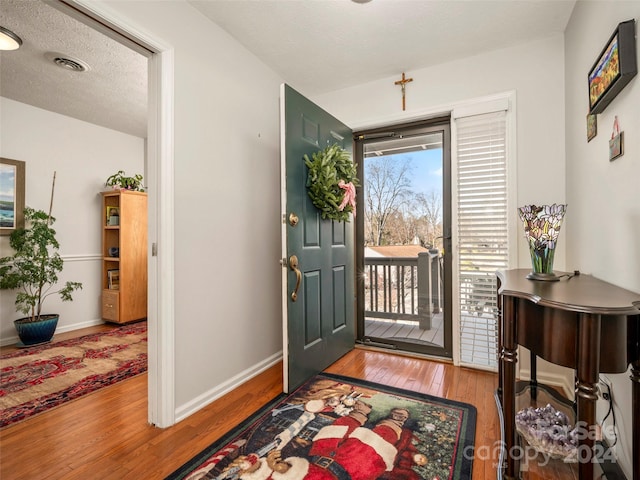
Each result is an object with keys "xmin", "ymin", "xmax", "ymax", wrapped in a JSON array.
[
  {"xmin": 14, "ymin": 314, "xmax": 59, "ymax": 346},
  {"xmin": 517, "ymin": 204, "xmax": 567, "ymax": 281},
  {"xmin": 529, "ymin": 245, "xmax": 556, "ymax": 277}
]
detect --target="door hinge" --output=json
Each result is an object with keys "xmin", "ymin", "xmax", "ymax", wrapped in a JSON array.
[{"xmin": 152, "ymin": 243, "xmax": 158, "ymax": 256}]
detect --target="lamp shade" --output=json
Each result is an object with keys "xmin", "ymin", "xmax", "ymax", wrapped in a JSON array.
[{"xmin": 518, "ymin": 204, "xmax": 567, "ymax": 281}]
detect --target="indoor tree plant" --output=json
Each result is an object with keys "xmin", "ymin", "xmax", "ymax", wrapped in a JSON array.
[{"xmin": 0, "ymin": 173, "xmax": 82, "ymax": 345}]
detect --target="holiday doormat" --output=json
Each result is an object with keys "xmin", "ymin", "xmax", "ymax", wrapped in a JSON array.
[
  {"xmin": 167, "ymin": 373, "xmax": 476, "ymax": 480},
  {"xmin": 0, "ymin": 321, "xmax": 147, "ymax": 428}
]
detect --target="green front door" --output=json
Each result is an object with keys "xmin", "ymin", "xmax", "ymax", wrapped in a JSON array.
[{"xmin": 280, "ymin": 84, "xmax": 355, "ymax": 392}]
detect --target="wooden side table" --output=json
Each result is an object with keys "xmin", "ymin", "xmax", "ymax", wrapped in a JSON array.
[{"xmin": 496, "ymin": 269, "xmax": 640, "ymax": 480}]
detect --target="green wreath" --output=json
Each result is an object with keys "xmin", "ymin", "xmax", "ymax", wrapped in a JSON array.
[{"xmin": 304, "ymin": 143, "xmax": 360, "ymax": 222}]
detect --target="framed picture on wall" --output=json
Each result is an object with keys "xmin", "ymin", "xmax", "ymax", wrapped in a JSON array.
[
  {"xmin": 588, "ymin": 19, "xmax": 638, "ymax": 114},
  {"xmin": 0, "ymin": 157, "xmax": 26, "ymax": 235},
  {"xmin": 586, "ymin": 114, "xmax": 597, "ymax": 142},
  {"xmin": 609, "ymin": 131, "xmax": 624, "ymax": 161}
]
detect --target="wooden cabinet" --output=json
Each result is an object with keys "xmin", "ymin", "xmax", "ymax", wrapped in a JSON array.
[
  {"xmin": 101, "ymin": 190, "xmax": 147, "ymax": 324},
  {"xmin": 497, "ymin": 269, "xmax": 640, "ymax": 480}
]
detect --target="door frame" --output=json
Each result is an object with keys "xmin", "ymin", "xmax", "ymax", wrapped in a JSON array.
[
  {"xmin": 279, "ymin": 85, "xmax": 289, "ymax": 391},
  {"xmin": 354, "ymin": 117, "xmax": 453, "ymax": 358},
  {"xmin": 61, "ymin": 0, "xmax": 176, "ymax": 427},
  {"xmin": 349, "ymin": 91, "xmax": 516, "ymax": 367}
]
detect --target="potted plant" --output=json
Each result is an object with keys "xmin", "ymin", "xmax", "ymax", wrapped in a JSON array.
[
  {"xmin": 0, "ymin": 174, "xmax": 82, "ymax": 345},
  {"xmin": 105, "ymin": 170, "xmax": 145, "ymax": 191}
]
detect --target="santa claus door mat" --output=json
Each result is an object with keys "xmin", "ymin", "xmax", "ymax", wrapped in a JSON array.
[{"xmin": 166, "ymin": 373, "xmax": 476, "ymax": 480}]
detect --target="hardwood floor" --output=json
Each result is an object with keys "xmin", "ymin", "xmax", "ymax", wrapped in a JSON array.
[{"xmin": 0, "ymin": 339, "xmax": 577, "ymax": 479}]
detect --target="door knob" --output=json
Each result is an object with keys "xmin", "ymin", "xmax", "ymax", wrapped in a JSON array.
[{"xmin": 289, "ymin": 255, "xmax": 301, "ymax": 302}]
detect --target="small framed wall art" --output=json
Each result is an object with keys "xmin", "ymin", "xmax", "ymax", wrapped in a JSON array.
[
  {"xmin": 609, "ymin": 117, "xmax": 624, "ymax": 161},
  {"xmin": 0, "ymin": 157, "xmax": 26, "ymax": 235},
  {"xmin": 609, "ymin": 132, "xmax": 624, "ymax": 161},
  {"xmin": 588, "ymin": 19, "xmax": 637, "ymax": 114},
  {"xmin": 587, "ymin": 114, "xmax": 597, "ymax": 142}
]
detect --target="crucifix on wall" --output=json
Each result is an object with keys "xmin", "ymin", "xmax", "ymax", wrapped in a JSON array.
[{"xmin": 394, "ymin": 72, "xmax": 413, "ymax": 111}]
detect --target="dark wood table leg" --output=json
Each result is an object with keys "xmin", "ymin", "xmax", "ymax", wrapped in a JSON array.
[
  {"xmin": 497, "ymin": 278, "xmax": 503, "ymax": 401},
  {"xmin": 576, "ymin": 313, "xmax": 601, "ymax": 480},
  {"xmin": 631, "ymin": 314, "xmax": 639, "ymax": 480},
  {"xmin": 530, "ymin": 349, "xmax": 537, "ymax": 400},
  {"xmin": 502, "ymin": 295, "xmax": 519, "ymax": 479},
  {"xmin": 632, "ymin": 361, "xmax": 639, "ymax": 479}
]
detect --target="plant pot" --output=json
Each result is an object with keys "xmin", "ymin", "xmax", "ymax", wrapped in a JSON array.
[{"xmin": 14, "ymin": 314, "xmax": 59, "ymax": 346}]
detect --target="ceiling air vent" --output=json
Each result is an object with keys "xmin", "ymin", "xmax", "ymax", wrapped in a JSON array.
[{"xmin": 45, "ymin": 52, "xmax": 90, "ymax": 72}]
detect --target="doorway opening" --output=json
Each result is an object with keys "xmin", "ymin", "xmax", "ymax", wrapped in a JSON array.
[
  {"xmin": 51, "ymin": 0, "xmax": 175, "ymax": 426},
  {"xmin": 354, "ymin": 117, "xmax": 452, "ymax": 358}
]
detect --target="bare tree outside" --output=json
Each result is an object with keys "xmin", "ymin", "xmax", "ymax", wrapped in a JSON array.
[
  {"xmin": 384, "ymin": 203, "xmax": 419, "ymax": 246},
  {"xmin": 364, "ymin": 156, "xmax": 443, "ymax": 249},
  {"xmin": 364, "ymin": 156, "xmax": 414, "ymax": 246},
  {"xmin": 415, "ymin": 190, "xmax": 443, "ymax": 249}
]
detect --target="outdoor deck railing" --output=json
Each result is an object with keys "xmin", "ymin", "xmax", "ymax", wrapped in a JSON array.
[{"xmin": 364, "ymin": 251, "xmax": 442, "ymax": 330}]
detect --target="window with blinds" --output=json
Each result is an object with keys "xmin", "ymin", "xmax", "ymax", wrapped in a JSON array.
[{"xmin": 455, "ymin": 110, "xmax": 508, "ymax": 369}]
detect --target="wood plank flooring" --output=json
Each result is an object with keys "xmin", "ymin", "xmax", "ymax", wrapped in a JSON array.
[
  {"xmin": 364, "ymin": 315, "xmax": 444, "ymax": 346},
  {"xmin": 0, "ymin": 331, "xmax": 577, "ymax": 479}
]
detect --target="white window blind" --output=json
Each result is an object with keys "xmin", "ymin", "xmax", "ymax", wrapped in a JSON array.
[{"xmin": 455, "ymin": 110, "xmax": 508, "ymax": 369}]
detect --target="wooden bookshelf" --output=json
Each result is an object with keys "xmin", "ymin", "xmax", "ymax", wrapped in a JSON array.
[{"xmin": 101, "ymin": 190, "xmax": 147, "ymax": 323}]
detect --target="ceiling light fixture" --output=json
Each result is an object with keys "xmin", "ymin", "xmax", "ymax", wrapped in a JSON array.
[{"xmin": 0, "ymin": 26, "xmax": 23, "ymax": 51}]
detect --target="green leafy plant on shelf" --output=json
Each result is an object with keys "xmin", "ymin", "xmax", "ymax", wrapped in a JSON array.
[{"xmin": 105, "ymin": 170, "xmax": 145, "ymax": 191}]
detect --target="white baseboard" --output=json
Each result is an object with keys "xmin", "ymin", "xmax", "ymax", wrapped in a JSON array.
[
  {"xmin": 56, "ymin": 318, "xmax": 106, "ymax": 334},
  {"xmin": 174, "ymin": 352, "xmax": 283, "ymax": 424},
  {"xmin": 1, "ymin": 318, "xmax": 106, "ymax": 347},
  {"xmin": 518, "ymin": 368, "xmax": 574, "ymax": 399}
]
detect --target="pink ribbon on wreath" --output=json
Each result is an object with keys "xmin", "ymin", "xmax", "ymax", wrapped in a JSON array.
[{"xmin": 338, "ymin": 180, "xmax": 357, "ymax": 217}]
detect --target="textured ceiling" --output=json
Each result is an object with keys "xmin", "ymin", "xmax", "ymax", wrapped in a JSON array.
[
  {"xmin": 0, "ymin": 0, "xmax": 576, "ymax": 139},
  {"xmin": 0, "ymin": 0, "xmax": 148, "ymax": 138},
  {"xmin": 189, "ymin": 0, "xmax": 576, "ymax": 95}
]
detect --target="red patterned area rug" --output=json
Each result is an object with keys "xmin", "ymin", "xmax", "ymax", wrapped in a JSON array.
[
  {"xmin": 0, "ymin": 321, "xmax": 147, "ymax": 428},
  {"xmin": 167, "ymin": 373, "xmax": 476, "ymax": 480}
]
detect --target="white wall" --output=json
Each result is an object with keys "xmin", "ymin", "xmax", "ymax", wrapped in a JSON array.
[
  {"xmin": 313, "ymin": 34, "xmax": 568, "ymax": 271},
  {"xmin": 101, "ymin": 1, "xmax": 284, "ymax": 413},
  {"xmin": 565, "ymin": 2, "xmax": 640, "ymax": 477},
  {"xmin": 0, "ymin": 97, "xmax": 144, "ymax": 343}
]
